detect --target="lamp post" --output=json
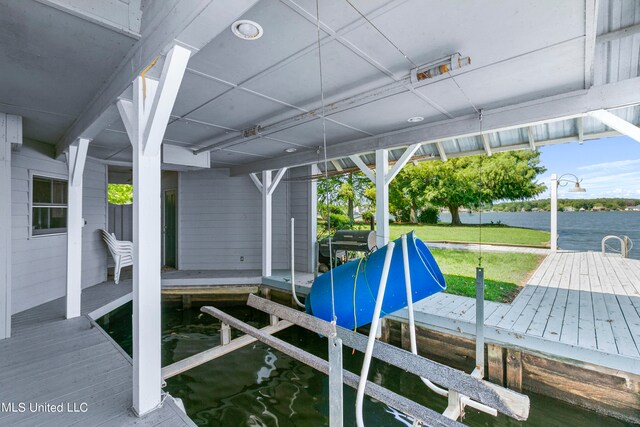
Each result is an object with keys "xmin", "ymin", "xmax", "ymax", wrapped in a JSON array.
[{"xmin": 550, "ymin": 173, "xmax": 586, "ymax": 252}]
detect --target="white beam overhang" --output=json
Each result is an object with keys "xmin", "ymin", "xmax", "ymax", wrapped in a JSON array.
[
  {"xmin": 230, "ymin": 77, "xmax": 640, "ymax": 176},
  {"xmin": 56, "ymin": 0, "xmax": 261, "ymax": 158},
  {"xmin": 589, "ymin": 109, "xmax": 640, "ymax": 143}
]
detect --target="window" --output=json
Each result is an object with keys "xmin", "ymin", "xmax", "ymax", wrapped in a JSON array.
[{"xmin": 32, "ymin": 176, "xmax": 67, "ymax": 236}]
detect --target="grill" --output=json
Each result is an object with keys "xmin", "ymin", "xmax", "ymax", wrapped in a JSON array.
[{"xmin": 319, "ymin": 230, "xmax": 376, "ymax": 260}]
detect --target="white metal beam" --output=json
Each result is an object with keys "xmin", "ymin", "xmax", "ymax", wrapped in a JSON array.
[
  {"xmin": 249, "ymin": 173, "xmax": 263, "ymax": 192},
  {"xmin": 435, "ymin": 141, "xmax": 447, "ymax": 162},
  {"xmin": 262, "ymin": 170, "xmax": 273, "ymax": 277},
  {"xmin": 348, "ymin": 155, "xmax": 375, "ymax": 182},
  {"xmin": 331, "ymin": 159, "xmax": 343, "ymax": 172},
  {"xmin": 231, "ymin": 77, "xmax": 640, "ymax": 176},
  {"xmin": 0, "ymin": 114, "xmax": 14, "ymax": 340},
  {"xmin": 375, "ymin": 149, "xmax": 389, "ymax": 248},
  {"xmin": 68, "ymin": 138, "xmax": 89, "ymax": 187},
  {"xmin": 56, "ymin": 0, "xmax": 261, "ymax": 157},
  {"xmin": 267, "ymin": 167, "xmax": 288, "ymax": 197},
  {"xmin": 481, "ymin": 134, "xmax": 493, "ymax": 156},
  {"xmin": 117, "ymin": 45, "xmax": 189, "ymax": 417},
  {"xmin": 550, "ymin": 174, "xmax": 558, "ymax": 252},
  {"xmin": 597, "ymin": 23, "xmax": 640, "ymax": 44},
  {"xmin": 589, "ymin": 109, "xmax": 640, "ymax": 142},
  {"xmin": 309, "ymin": 164, "xmax": 319, "ymax": 274},
  {"xmin": 584, "ymin": 0, "xmax": 598, "ymax": 88},
  {"xmin": 527, "ymin": 127, "xmax": 536, "ymax": 151},
  {"xmin": 142, "ymin": 47, "xmax": 190, "ymax": 156},
  {"xmin": 385, "ymin": 143, "xmax": 421, "ymax": 185},
  {"xmin": 65, "ymin": 137, "xmax": 90, "ymax": 319}
]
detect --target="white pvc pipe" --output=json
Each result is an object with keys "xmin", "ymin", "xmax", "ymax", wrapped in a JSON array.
[
  {"xmin": 401, "ymin": 235, "xmax": 448, "ymax": 398},
  {"xmin": 356, "ymin": 242, "xmax": 395, "ymax": 427},
  {"xmin": 402, "ymin": 234, "xmax": 496, "ymax": 417},
  {"xmin": 291, "ymin": 218, "xmax": 305, "ymax": 308}
]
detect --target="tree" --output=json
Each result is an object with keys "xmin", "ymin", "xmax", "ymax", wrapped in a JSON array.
[
  {"xmin": 389, "ymin": 164, "xmax": 429, "ymax": 223},
  {"xmin": 317, "ymin": 172, "xmax": 373, "ymax": 222},
  {"xmin": 108, "ymin": 184, "xmax": 133, "ymax": 205},
  {"xmin": 405, "ymin": 151, "xmax": 546, "ymax": 225}
]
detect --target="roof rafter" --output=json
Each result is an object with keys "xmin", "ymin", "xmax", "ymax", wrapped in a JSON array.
[{"xmin": 230, "ymin": 77, "xmax": 640, "ymax": 176}]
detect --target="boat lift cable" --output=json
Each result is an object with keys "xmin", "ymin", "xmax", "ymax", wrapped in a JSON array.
[{"xmin": 315, "ymin": 0, "xmax": 336, "ymax": 325}]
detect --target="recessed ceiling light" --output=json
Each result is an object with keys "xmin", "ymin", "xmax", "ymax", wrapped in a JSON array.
[
  {"xmin": 407, "ymin": 116, "xmax": 424, "ymax": 123},
  {"xmin": 285, "ymin": 147, "xmax": 297, "ymax": 153},
  {"xmin": 231, "ymin": 20, "xmax": 264, "ymax": 40}
]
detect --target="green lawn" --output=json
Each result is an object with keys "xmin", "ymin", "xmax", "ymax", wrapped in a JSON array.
[
  {"xmin": 429, "ymin": 249, "xmax": 545, "ymax": 303},
  {"xmin": 389, "ymin": 223, "xmax": 550, "ymax": 247}
]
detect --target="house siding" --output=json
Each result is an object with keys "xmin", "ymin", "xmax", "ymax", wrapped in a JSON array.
[
  {"xmin": 179, "ymin": 167, "xmax": 314, "ymax": 272},
  {"xmin": 11, "ymin": 140, "xmax": 107, "ymax": 314},
  {"xmin": 289, "ymin": 166, "xmax": 316, "ymax": 273}
]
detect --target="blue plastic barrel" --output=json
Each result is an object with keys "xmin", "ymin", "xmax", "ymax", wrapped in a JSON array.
[{"xmin": 306, "ymin": 231, "xmax": 446, "ymax": 330}]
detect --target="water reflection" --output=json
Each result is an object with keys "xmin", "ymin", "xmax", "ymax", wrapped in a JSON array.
[{"xmin": 98, "ymin": 302, "xmax": 633, "ymax": 426}]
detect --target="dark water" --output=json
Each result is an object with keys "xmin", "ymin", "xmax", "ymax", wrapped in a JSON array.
[
  {"xmin": 441, "ymin": 211, "xmax": 640, "ymax": 259},
  {"xmin": 97, "ymin": 302, "xmax": 632, "ymax": 427}
]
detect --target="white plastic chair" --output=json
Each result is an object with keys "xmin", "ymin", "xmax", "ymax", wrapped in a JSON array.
[{"xmin": 101, "ymin": 229, "xmax": 133, "ymax": 284}]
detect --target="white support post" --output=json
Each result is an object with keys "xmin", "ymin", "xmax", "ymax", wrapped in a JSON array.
[
  {"xmin": 385, "ymin": 143, "xmax": 421, "ymax": 185},
  {"xmin": 262, "ymin": 170, "xmax": 273, "ymax": 277},
  {"xmin": 550, "ymin": 174, "xmax": 558, "ymax": 252},
  {"xmin": 0, "ymin": 114, "xmax": 15, "ymax": 340},
  {"xmin": 375, "ymin": 149, "xmax": 389, "ymax": 248},
  {"xmin": 267, "ymin": 167, "xmax": 287, "ymax": 197},
  {"xmin": 116, "ymin": 44, "xmax": 190, "ymax": 417},
  {"xmin": 350, "ymin": 145, "xmax": 420, "ymax": 249},
  {"xmin": 65, "ymin": 137, "xmax": 90, "ymax": 319},
  {"xmin": 348, "ymin": 154, "xmax": 375, "ymax": 182},
  {"xmin": 309, "ymin": 164, "xmax": 319, "ymax": 274}
]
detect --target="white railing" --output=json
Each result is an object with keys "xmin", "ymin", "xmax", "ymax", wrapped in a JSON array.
[{"xmin": 601, "ymin": 235, "xmax": 633, "ymax": 258}]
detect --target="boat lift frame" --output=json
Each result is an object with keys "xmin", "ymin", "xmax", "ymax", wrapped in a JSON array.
[
  {"xmin": 162, "ymin": 292, "xmax": 529, "ymax": 426},
  {"xmin": 162, "ymin": 234, "xmax": 530, "ymax": 426}
]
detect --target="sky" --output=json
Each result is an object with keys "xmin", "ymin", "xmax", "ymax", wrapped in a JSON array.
[{"xmin": 535, "ymin": 136, "xmax": 640, "ymax": 200}]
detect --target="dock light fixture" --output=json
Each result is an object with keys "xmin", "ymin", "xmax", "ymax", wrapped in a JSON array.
[
  {"xmin": 231, "ymin": 20, "xmax": 264, "ymax": 40},
  {"xmin": 407, "ymin": 116, "xmax": 424, "ymax": 123},
  {"xmin": 284, "ymin": 147, "xmax": 297, "ymax": 153},
  {"xmin": 551, "ymin": 173, "xmax": 586, "ymax": 251},
  {"xmin": 410, "ymin": 53, "xmax": 471, "ymax": 84}
]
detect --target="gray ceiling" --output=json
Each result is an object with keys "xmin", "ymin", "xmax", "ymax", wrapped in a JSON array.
[{"xmin": 2, "ymin": 0, "xmax": 640, "ymax": 171}]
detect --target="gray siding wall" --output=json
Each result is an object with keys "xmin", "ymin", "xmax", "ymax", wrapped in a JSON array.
[
  {"xmin": 11, "ymin": 140, "xmax": 107, "ymax": 314},
  {"xmin": 107, "ymin": 204, "xmax": 133, "ymax": 241},
  {"xmin": 81, "ymin": 158, "xmax": 108, "ymax": 288},
  {"xmin": 179, "ymin": 168, "xmax": 309, "ymax": 271},
  {"xmin": 289, "ymin": 166, "xmax": 316, "ymax": 273}
]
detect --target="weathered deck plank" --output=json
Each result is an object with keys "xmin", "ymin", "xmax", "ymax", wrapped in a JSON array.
[
  {"xmin": 393, "ymin": 251, "xmax": 640, "ymax": 376},
  {"xmin": 557, "ymin": 251, "xmax": 581, "ymax": 345},
  {"xmin": 2, "ymin": 281, "xmax": 195, "ymax": 427}
]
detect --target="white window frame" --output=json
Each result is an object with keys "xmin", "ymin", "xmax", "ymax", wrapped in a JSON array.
[{"xmin": 29, "ymin": 170, "xmax": 68, "ymax": 238}]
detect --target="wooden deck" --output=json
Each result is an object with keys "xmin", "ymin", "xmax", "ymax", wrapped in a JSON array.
[
  {"xmin": 391, "ymin": 251, "xmax": 640, "ymax": 375},
  {"xmin": 3, "ymin": 281, "xmax": 195, "ymax": 426}
]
